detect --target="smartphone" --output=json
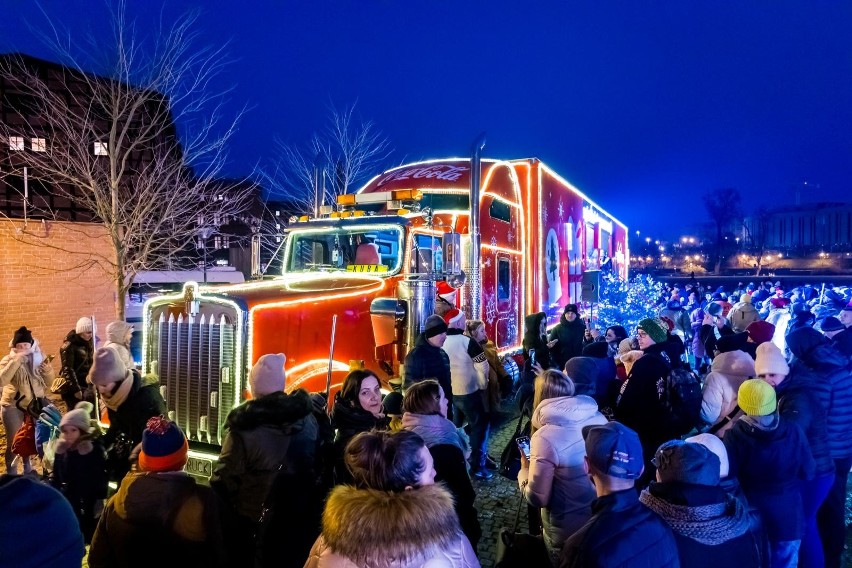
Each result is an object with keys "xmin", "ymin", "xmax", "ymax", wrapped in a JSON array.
[
  {"xmin": 45, "ymin": 354, "xmax": 55, "ymax": 363},
  {"xmin": 516, "ymin": 436, "xmax": 531, "ymax": 459},
  {"xmin": 528, "ymin": 349, "xmax": 536, "ymax": 366}
]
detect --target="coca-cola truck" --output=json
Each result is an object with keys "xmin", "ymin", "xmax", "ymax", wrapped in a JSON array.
[{"xmin": 141, "ymin": 149, "xmax": 628, "ymax": 475}]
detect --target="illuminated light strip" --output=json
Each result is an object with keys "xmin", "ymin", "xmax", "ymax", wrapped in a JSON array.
[
  {"xmin": 246, "ymin": 279, "xmax": 388, "ymax": 365},
  {"xmin": 482, "ymin": 191, "xmax": 523, "ymax": 209},
  {"xmin": 482, "ymin": 244, "xmax": 524, "ymax": 256},
  {"xmin": 355, "ymin": 158, "xmax": 505, "ymax": 194},
  {"xmin": 141, "ymin": 281, "xmax": 246, "ymax": 410},
  {"xmin": 282, "ymin": 358, "xmax": 352, "ymax": 392},
  {"xmin": 538, "ymin": 165, "xmax": 544, "ymax": 314},
  {"xmin": 210, "ymin": 271, "xmax": 387, "ymax": 295},
  {"xmin": 538, "ymin": 162, "xmax": 627, "ymax": 230}
]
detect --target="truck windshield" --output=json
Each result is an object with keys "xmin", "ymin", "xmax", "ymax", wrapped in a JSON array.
[{"xmin": 284, "ymin": 226, "xmax": 404, "ymax": 274}]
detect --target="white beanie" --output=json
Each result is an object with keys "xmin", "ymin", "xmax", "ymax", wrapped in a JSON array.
[
  {"xmin": 685, "ymin": 433, "xmax": 730, "ymax": 478},
  {"xmin": 75, "ymin": 317, "xmax": 93, "ymax": 335},
  {"xmin": 60, "ymin": 401, "xmax": 95, "ymax": 434},
  {"xmin": 249, "ymin": 353, "xmax": 287, "ymax": 397},
  {"xmin": 755, "ymin": 342, "xmax": 789, "ymax": 376}
]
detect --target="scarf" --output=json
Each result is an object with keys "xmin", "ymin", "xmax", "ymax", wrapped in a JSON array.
[
  {"xmin": 639, "ymin": 489, "xmax": 750, "ymax": 545},
  {"xmin": 99, "ymin": 373, "xmax": 134, "ymax": 411},
  {"xmin": 401, "ymin": 412, "xmax": 464, "ymax": 450}
]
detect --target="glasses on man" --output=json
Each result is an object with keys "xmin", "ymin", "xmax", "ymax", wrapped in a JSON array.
[{"xmin": 636, "ymin": 330, "xmax": 649, "ymax": 339}]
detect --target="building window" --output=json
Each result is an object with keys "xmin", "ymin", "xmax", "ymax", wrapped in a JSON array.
[
  {"xmin": 93, "ymin": 142, "xmax": 108, "ymax": 156},
  {"xmin": 9, "ymin": 136, "xmax": 24, "ymax": 151},
  {"xmin": 31, "ymin": 138, "xmax": 46, "ymax": 152},
  {"xmin": 497, "ymin": 257, "xmax": 511, "ymax": 302}
]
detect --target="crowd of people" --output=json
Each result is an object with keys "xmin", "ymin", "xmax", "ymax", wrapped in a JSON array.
[{"xmin": 1, "ymin": 277, "xmax": 851, "ymax": 567}]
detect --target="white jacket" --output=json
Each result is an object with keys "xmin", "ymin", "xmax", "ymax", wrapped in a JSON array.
[
  {"xmin": 700, "ymin": 349, "xmax": 756, "ymax": 436},
  {"xmin": 441, "ymin": 332, "xmax": 488, "ymax": 396}
]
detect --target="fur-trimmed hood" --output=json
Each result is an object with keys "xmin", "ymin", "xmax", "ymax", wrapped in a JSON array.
[
  {"xmin": 318, "ymin": 484, "xmax": 463, "ymax": 567},
  {"xmin": 225, "ymin": 388, "xmax": 313, "ymax": 431}
]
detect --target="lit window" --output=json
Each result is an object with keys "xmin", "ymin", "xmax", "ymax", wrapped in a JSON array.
[
  {"xmin": 214, "ymin": 236, "xmax": 222, "ymax": 249},
  {"xmin": 94, "ymin": 142, "xmax": 108, "ymax": 156},
  {"xmin": 31, "ymin": 138, "xmax": 46, "ymax": 152},
  {"xmin": 9, "ymin": 136, "xmax": 24, "ymax": 151}
]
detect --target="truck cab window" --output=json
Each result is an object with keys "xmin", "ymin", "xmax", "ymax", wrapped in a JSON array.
[{"xmin": 410, "ymin": 233, "xmax": 443, "ymax": 274}]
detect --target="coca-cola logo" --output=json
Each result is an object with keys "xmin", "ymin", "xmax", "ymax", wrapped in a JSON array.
[{"xmin": 377, "ymin": 164, "xmax": 469, "ymax": 186}]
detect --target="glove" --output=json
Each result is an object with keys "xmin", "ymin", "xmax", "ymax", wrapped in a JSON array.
[{"xmin": 39, "ymin": 404, "xmax": 62, "ymax": 429}]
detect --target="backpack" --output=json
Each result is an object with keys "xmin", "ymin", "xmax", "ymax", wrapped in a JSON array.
[{"xmin": 662, "ymin": 366, "xmax": 703, "ymax": 437}]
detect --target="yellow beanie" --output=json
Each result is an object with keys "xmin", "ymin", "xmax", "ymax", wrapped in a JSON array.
[{"xmin": 738, "ymin": 379, "xmax": 777, "ymax": 416}]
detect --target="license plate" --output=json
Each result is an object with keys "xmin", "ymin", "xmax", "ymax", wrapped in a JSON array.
[{"xmin": 185, "ymin": 456, "xmax": 213, "ymax": 478}]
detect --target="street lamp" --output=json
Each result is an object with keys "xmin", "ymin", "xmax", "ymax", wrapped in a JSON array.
[{"xmin": 197, "ymin": 216, "xmax": 216, "ymax": 283}]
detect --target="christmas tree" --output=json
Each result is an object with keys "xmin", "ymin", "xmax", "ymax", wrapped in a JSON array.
[{"xmin": 593, "ymin": 273, "xmax": 663, "ymax": 334}]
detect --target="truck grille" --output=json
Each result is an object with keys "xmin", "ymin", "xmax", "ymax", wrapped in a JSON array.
[{"xmin": 150, "ymin": 310, "xmax": 238, "ymax": 447}]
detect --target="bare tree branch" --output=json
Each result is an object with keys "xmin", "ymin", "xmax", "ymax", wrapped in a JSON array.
[{"xmin": 0, "ymin": 2, "xmax": 254, "ymax": 318}]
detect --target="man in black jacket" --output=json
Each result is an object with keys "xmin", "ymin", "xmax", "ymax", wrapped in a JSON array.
[
  {"xmin": 403, "ymin": 314, "xmax": 453, "ymax": 420},
  {"xmin": 560, "ymin": 421, "xmax": 679, "ymax": 568},
  {"xmin": 549, "ymin": 304, "xmax": 586, "ymax": 370}
]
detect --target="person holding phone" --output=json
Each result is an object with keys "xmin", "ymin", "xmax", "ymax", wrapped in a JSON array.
[
  {"xmin": 521, "ymin": 312, "xmax": 557, "ymax": 414},
  {"xmin": 517, "ymin": 369, "xmax": 607, "ymax": 564}
]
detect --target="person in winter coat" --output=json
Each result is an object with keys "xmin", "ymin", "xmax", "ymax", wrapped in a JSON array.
[
  {"xmin": 520, "ymin": 311, "xmax": 558, "ymax": 413},
  {"xmin": 640, "ymin": 440, "xmax": 769, "ymax": 568},
  {"xmin": 329, "ymin": 368, "xmax": 391, "ymax": 484},
  {"xmin": 559, "ymin": 421, "xmax": 679, "ymax": 568},
  {"xmin": 403, "ymin": 314, "xmax": 453, "ymax": 420},
  {"xmin": 88, "ymin": 417, "xmax": 226, "ymax": 568},
  {"xmin": 727, "ymin": 294, "xmax": 760, "ymax": 333},
  {"xmin": 724, "ymin": 379, "xmax": 815, "ymax": 568},
  {"xmin": 765, "ymin": 297, "xmax": 792, "ymax": 352},
  {"xmin": 614, "ymin": 318, "xmax": 686, "ymax": 488},
  {"xmin": 699, "ymin": 349, "xmax": 755, "ymax": 437},
  {"xmin": 0, "ymin": 326, "xmax": 54, "ymax": 475},
  {"xmin": 102, "ymin": 320, "xmax": 135, "ymax": 372},
  {"xmin": 689, "ymin": 306, "xmax": 709, "ymax": 372},
  {"xmin": 305, "ymin": 429, "xmax": 480, "ymax": 568},
  {"xmin": 784, "ymin": 327, "xmax": 852, "ymax": 568},
  {"xmin": 549, "ymin": 304, "xmax": 585, "ymax": 370},
  {"xmin": 700, "ymin": 302, "xmax": 735, "ymax": 358},
  {"xmin": 466, "ymin": 319, "xmax": 510, "ymax": 409},
  {"xmin": 600, "ymin": 325, "xmax": 628, "ymax": 358},
  {"xmin": 88, "ymin": 347, "xmax": 166, "ymax": 483},
  {"xmin": 401, "ymin": 379, "xmax": 480, "ymax": 551},
  {"xmin": 442, "ymin": 309, "xmax": 492, "ymax": 479},
  {"xmin": 659, "ymin": 300, "xmax": 692, "ymax": 344},
  {"xmin": 518, "ymin": 369, "xmax": 607, "ymax": 563},
  {"xmin": 756, "ymin": 341, "xmax": 834, "ymax": 568},
  {"xmin": 49, "ymin": 401, "xmax": 108, "ymax": 544},
  {"xmin": 58, "ymin": 317, "xmax": 95, "ymax": 412},
  {"xmin": 210, "ymin": 353, "xmax": 328, "ymax": 568}
]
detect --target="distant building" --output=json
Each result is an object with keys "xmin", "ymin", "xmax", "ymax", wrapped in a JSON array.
[{"xmin": 742, "ymin": 202, "xmax": 852, "ymax": 252}]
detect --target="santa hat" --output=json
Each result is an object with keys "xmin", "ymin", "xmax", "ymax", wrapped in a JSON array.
[
  {"xmin": 138, "ymin": 416, "xmax": 189, "ymax": 473},
  {"xmin": 436, "ymin": 281, "xmax": 457, "ymax": 306},
  {"xmin": 249, "ymin": 353, "xmax": 287, "ymax": 397},
  {"xmin": 443, "ymin": 308, "xmax": 465, "ymax": 328}
]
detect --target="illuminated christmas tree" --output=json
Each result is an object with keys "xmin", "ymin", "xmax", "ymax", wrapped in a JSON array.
[{"xmin": 593, "ymin": 273, "xmax": 663, "ymax": 334}]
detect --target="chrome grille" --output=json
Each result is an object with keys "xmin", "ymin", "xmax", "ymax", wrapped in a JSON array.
[{"xmin": 151, "ymin": 310, "xmax": 238, "ymax": 446}]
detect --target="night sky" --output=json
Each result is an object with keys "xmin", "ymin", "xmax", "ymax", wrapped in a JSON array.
[{"xmin": 2, "ymin": 2, "xmax": 851, "ymax": 239}]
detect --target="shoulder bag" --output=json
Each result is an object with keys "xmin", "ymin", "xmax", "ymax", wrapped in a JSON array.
[{"xmin": 495, "ymin": 485, "xmax": 550, "ymax": 567}]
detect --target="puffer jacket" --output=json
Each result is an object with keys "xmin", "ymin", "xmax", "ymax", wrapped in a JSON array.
[
  {"xmin": 59, "ymin": 330, "xmax": 93, "ymax": 388},
  {"xmin": 559, "ymin": 488, "xmax": 680, "ymax": 568},
  {"xmin": 700, "ymin": 350, "xmax": 755, "ymax": 436},
  {"xmin": 403, "ymin": 333, "xmax": 453, "ymax": 418},
  {"xmin": 548, "ymin": 312, "xmax": 587, "ymax": 370},
  {"xmin": 304, "ymin": 484, "xmax": 480, "ymax": 568},
  {"xmin": 727, "ymin": 300, "xmax": 760, "ymax": 333},
  {"xmin": 774, "ymin": 371, "xmax": 834, "ymax": 476},
  {"xmin": 518, "ymin": 395, "xmax": 607, "ymax": 556},
  {"xmin": 787, "ymin": 328, "xmax": 852, "ymax": 460},
  {"xmin": 764, "ymin": 309, "xmax": 790, "ymax": 351}
]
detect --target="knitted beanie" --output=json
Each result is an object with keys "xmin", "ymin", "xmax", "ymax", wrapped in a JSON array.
[
  {"xmin": 745, "ymin": 320, "xmax": 775, "ymax": 345},
  {"xmin": 637, "ymin": 318, "xmax": 667, "ymax": 344},
  {"xmin": 653, "ymin": 440, "xmax": 720, "ymax": 486},
  {"xmin": 738, "ymin": 379, "xmax": 777, "ymax": 416},
  {"xmin": 754, "ymin": 342, "xmax": 789, "ymax": 376},
  {"xmin": 59, "ymin": 402, "xmax": 95, "ymax": 434},
  {"xmin": 88, "ymin": 347, "xmax": 128, "ymax": 386},
  {"xmin": 75, "ymin": 317, "xmax": 93, "ymax": 335},
  {"xmin": 249, "ymin": 353, "xmax": 287, "ymax": 397},
  {"xmin": 564, "ymin": 357, "xmax": 598, "ymax": 397},
  {"xmin": 138, "ymin": 416, "xmax": 189, "ymax": 472},
  {"xmin": 741, "ymin": 294, "xmax": 752, "ymax": 304},
  {"xmin": 423, "ymin": 314, "xmax": 448, "ymax": 338},
  {"xmin": 10, "ymin": 326, "xmax": 34, "ymax": 347},
  {"xmin": 382, "ymin": 391, "xmax": 403, "ymax": 416},
  {"xmin": 685, "ymin": 433, "xmax": 730, "ymax": 478}
]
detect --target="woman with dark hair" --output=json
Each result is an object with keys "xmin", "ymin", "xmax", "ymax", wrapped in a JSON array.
[
  {"xmin": 518, "ymin": 369, "xmax": 606, "ymax": 564},
  {"xmin": 603, "ymin": 325, "xmax": 628, "ymax": 357},
  {"xmin": 305, "ymin": 429, "xmax": 480, "ymax": 567},
  {"xmin": 402, "ymin": 380, "xmax": 480, "ymax": 550},
  {"xmin": 329, "ymin": 369, "xmax": 390, "ymax": 484},
  {"xmin": 520, "ymin": 312, "xmax": 557, "ymax": 413}
]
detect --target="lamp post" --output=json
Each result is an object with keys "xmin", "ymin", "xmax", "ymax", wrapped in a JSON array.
[{"xmin": 197, "ymin": 218, "xmax": 215, "ymax": 284}]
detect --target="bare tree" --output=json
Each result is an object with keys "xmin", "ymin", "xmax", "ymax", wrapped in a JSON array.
[
  {"xmin": 0, "ymin": 5, "xmax": 254, "ymax": 319},
  {"xmin": 702, "ymin": 187, "xmax": 741, "ymax": 274},
  {"xmin": 742, "ymin": 206, "xmax": 772, "ymax": 276},
  {"xmin": 265, "ymin": 101, "xmax": 393, "ymax": 215}
]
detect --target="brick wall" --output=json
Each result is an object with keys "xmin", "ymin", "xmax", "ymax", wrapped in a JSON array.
[{"xmin": 0, "ymin": 219, "xmax": 115, "ymax": 359}]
